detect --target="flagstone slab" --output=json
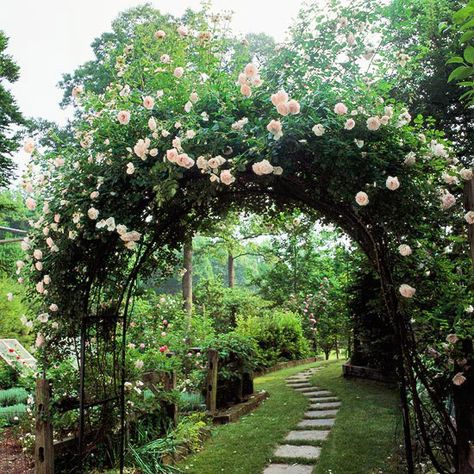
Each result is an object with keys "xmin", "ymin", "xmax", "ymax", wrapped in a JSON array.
[
  {"xmin": 263, "ymin": 464, "xmax": 314, "ymax": 474},
  {"xmin": 309, "ymin": 402, "xmax": 341, "ymax": 409},
  {"xmin": 294, "ymin": 387, "xmax": 321, "ymax": 393},
  {"xmin": 285, "ymin": 430, "xmax": 330, "ymax": 441},
  {"xmin": 273, "ymin": 444, "xmax": 321, "ymax": 460},
  {"xmin": 308, "ymin": 397, "xmax": 339, "ymax": 403},
  {"xmin": 297, "ymin": 418, "xmax": 335, "ymax": 428},
  {"xmin": 304, "ymin": 409, "xmax": 339, "ymax": 418},
  {"xmin": 301, "ymin": 390, "xmax": 332, "ymax": 397}
]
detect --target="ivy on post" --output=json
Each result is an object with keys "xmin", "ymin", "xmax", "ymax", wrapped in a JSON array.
[
  {"xmin": 35, "ymin": 378, "xmax": 54, "ymax": 474},
  {"xmin": 206, "ymin": 349, "xmax": 219, "ymax": 415}
]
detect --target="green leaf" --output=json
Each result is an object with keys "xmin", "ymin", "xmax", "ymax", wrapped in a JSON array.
[
  {"xmin": 446, "ymin": 57, "xmax": 465, "ymax": 65},
  {"xmin": 448, "ymin": 65, "xmax": 474, "ymax": 82},
  {"xmin": 464, "ymin": 45, "xmax": 474, "ymax": 64},
  {"xmin": 460, "ymin": 30, "xmax": 474, "ymax": 43},
  {"xmin": 454, "ymin": 6, "xmax": 474, "ymax": 25},
  {"xmin": 460, "ymin": 18, "xmax": 474, "ymax": 30}
]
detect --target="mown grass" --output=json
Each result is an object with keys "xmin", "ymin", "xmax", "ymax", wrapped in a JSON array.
[{"xmin": 180, "ymin": 360, "xmax": 402, "ymax": 474}]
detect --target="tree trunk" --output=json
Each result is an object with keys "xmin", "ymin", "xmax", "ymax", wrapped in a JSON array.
[
  {"xmin": 456, "ymin": 178, "xmax": 474, "ymax": 474},
  {"xmin": 182, "ymin": 237, "xmax": 193, "ymax": 319},
  {"xmin": 335, "ymin": 339, "xmax": 340, "ymax": 359},
  {"xmin": 324, "ymin": 349, "xmax": 330, "ymax": 360},
  {"xmin": 228, "ymin": 252, "xmax": 235, "ymax": 288}
]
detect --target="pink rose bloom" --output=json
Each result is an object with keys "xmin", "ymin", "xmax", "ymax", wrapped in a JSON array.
[
  {"xmin": 166, "ymin": 148, "xmax": 179, "ymax": 163},
  {"xmin": 244, "ymin": 63, "xmax": 258, "ymax": 78},
  {"xmin": 155, "ymin": 30, "xmax": 166, "ymax": 39},
  {"xmin": 238, "ymin": 72, "xmax": 247, "ymax": 86},
  {"xmin": 386, "ymin": 176, "xmax": 400, "ymax": 191},
  {"xmin": 460, "ymin": 168, "xmax": 473, "ymax": 181},
  {"xmin": 134, "ymin": 138, "xmax": 150, "ymax": 159},
  {"xmin": 189, "ymin": 92, "xmax": 199, "ymax": 103},
  {"xmin": 344, "ymin": 119, "xmax": 355, "ymax": 130},
  {"xmin": 176, "ymin": 153, "xmax": 195, "ymax": 169},
  {"xmin": 143, "ymin": 96, "xmax": 155, "ymax": 110},
  {"xmin": 271, "ymin": 90, "xmax": 289, "ymax": 106},
  {"xmin": 446, "ymin": 334, "xmax": 459, "ymax": 344},
  {"xmin": 334, "ymin": 102, "xmax": 348, "ymax": 115},
  {"xmin": 148, "ymin": 117, "xmax": 157, "ymax": 131},
  {"xmin": 367, "ymin": 116, "xmax": 381, "ymax": 131},
  {"xmin": 240, "ymin": 84, "xmax": 252, "ymax": 97},
  {"xmin": 452, "ymin": 372, "xmax": 466, "ymax": 386},
  {"xmin": 220, "ymin": 170, "xmax": 235, "ymax": 185},
  {"xmin": 25, "ymin": 197, "xmax": 37, "ymax": 211},
  {"xmin": 35, "ymin": 333, "xmax": 45, "ymax": 348},
  {"xmin": 380, "ymin": 115, "xmax": 390, "ymax": 125},
  {"xmin": 398, "ymin": 244, "xmax": 412, "ymax": 257},
  {"xmin": 347, "ymin": 32, "xmax": 356, "ymax": 46},
  {"xmin": 288, "ymin": 99, "xmax": 300, "ymax": 114},
  {"xmin": 174, "ymin": 67, "xmax": 184, "ymax": 78},
  {"xmin": 23, "ymin": 138, "xmax": 35, "ymax": 154},
  {"xmin": 441, "ymin": 192, "xmax": 456, "ymax": 210},
  {"xmin": 177, "ymin": 25, "xmax": 188, "ymax": 37},
  {"xmin": 355, "ymin": 191, "xmax": 369, "ymax": 206},
  {"xmin": 312, "ymin": 124, "xmax": 325, "ymax": 136},
  {"xmin": 277, "ymin": 102, "xmax": 289, "ymax": 116},
  {"xmin": 117, "ymin": 110, "xmax": 130, "ymax": 125},
  {"xmin": 399, "ymin": 284, "xmax": 416, "ymax": 298},
  {"xmin": 252, "ymin": 159, "xmax": 274, "ymax": 176},
  {"xmin": 266, "ymin": 119, "xmax": 283, "ymax": 140},
  {"xmin": 465, "ymin": 211, "xmax": 474, "ymax": 224}
]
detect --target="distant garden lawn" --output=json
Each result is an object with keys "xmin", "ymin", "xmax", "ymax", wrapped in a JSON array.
[{"xmin": 180, "ymin": 360, "xmax": 401, "ymax": 474}]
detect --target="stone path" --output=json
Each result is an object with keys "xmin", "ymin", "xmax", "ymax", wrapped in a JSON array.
[{"xmin": 263, "ymin": 366, "xmax": 341, "ymax": 474}]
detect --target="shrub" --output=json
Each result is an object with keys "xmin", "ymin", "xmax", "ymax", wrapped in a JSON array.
[
  {"xmin": 195, "ymin": 279, "xmax": 271, "ymax": 332},
  {"xmin": 0, "ymin": 386, "xmax": 28, "ymax": 406},
  {"xmin": 0, "ymin": 361, "xmax": 18, "ymax": 389},
  {"xmin": 236, "ymin": 310, "xmax": 311, "ymax": 368},
  {"xmin": 0, "ymin": 403, "xmax": 26, "ymax": 426}
]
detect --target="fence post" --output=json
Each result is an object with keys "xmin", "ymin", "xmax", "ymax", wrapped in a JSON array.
[
  {"xmin": 163, "ymin": 370, "xmax": 178, "ymax": 425},
  {"xmin": 35, "ymin": 378, "xmax": 54, "ymax": 474},
  {"xmin": 206, "ymin": 349, "xmax": 218, "ymax": 415}
]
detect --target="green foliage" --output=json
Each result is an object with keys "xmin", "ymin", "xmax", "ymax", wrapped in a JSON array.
[
  {"xmin": 0, "ymin": 362, "xmax": 18, "ymax": 389},
  {"xmin": 0, "ymin": 403, "xmax": 26, "ymax": 426},
  {"xmin": 0, "ymin": 387, "xmax": 28, "ymax": 406},
  {"xmin": 236, "ymin": 310, "xmax": 310, "ymax": 368},
  {"xmin": 194, "ymin": 278, "xmax": 271, "ymax": 332}
]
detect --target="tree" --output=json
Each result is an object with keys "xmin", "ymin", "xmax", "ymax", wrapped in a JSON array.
[{"xmin": 0, "ymin": 31, "xmax": 24, "ymax": 187}]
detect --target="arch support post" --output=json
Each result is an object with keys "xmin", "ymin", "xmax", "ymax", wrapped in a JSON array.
[{"xmin": 35, "ymin": 378, "xmax": 54, "ymax": 474}]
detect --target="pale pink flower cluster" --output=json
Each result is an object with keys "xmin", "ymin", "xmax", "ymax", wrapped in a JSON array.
[
  {"xmin": 399, "ymin": 284, "xmax": 416, "ymax": 298},
  {"xmin": 232, "ymin": 117, "xmax": 248, "ymax": 131},
  {"xmin": 134, "ymin": 138, "xmax": 151, "ymax": 159},
  {"xmin": 386, "ymin": 176, "xmax": 400, "ymax": 191},
  {"xmin": 465, "ymin": 211, "xmax": 474, "ymax": 225},
  {"xmin": 312, "ymin": 124, "xmax": 325, "ymax": 136},
  {"xmin": 441, "ymin": 191, "xmax": 456, "ymax": 210},
  {"xmin": 143, "ymin": 96, "xmax": 155, "ymax": 110},
  {"xmin": 155, "ymin": 30, "xmax": 166, "ymax": 39},
  {"xmin": 174, "ymin": 67, "xmax": 184, "ymax": 78},
  {"xmin": 398, "ymin": 244, "xmax": 412, "ymax": 256},
  {"xmin": 355, "ymin": 191, "xmax": 369, "ymax": 206},
  {"xmin": 270, "ymin": 90, "xmax": 300, "ymax": 116},
  {"xmin": 344, "ymin": 119, "xmax": 355, "ymax": 130},
  {"xmin": 266, "ymin": 120, "xmax": 283, "ymax": 140},
  {"xmin": 460, "ymin": 168, "xmax": 473, "ymax": 181},
  {"xmin": 23, "ymin": 138, "xmax": 35, "ymax": 154},
  {"xmin": 237, "ymin": 63, "xmax": 262, "ymax": 97},
  {"xmin": 220, "ymin": 170, "xmax": 235, "ymax": 185},
  {"xmin": 166, "ymin": 148, "xmax": 194, "ymax": 168},
  {"xmin": 252, "ymin": 159, "xmax": 274, "ymax": 176},
  {"xmin": 334, "ymin": 103, "xmax": 348, "ymax": 115},
  {"xmin": 117, "ymin": 110, "xmax": 131, "ymax": 125}
]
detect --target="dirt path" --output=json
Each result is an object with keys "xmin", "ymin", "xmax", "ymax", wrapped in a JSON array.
[{"xmin": 0, "ymin": 428, "xmax": 34, "ymax": 474}]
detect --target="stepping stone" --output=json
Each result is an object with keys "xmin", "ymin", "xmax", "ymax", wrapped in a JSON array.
[
  {"xmin": 294, "ymin": 387, "xmax": 320, "ymax": 393},
  {"xmin": 263, "ymin": 464, "xmax": 313, "ymax": 474},
  {"xmin": 274, "ymin": 444, "xmax": 321, "ymax": 460},
  {"xmin": 285, "ymin": 430, "xmax": 331, "ymax": 441},
  {"xmin": 303, "ymin": 390, "xmax": 332, "ymax": 397},
  {"xmin": 297, "ymin": 418, "xmax": 335, "ymax": 428},
  {"xmin": 305, "ymin": 409, "xmax": 339, "ymax": 418},
  {"xmin": 309, "ymin": 402, "xmax": 341, "ymax": 409},
  {"xmin": 308, "ymin": 397, "xmax": 339, "ymax": 403},
  {"xmin": 287, "ymin": 382, "xmax": 311, "ymax": 387}
]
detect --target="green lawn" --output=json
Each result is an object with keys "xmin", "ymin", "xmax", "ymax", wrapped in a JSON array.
[{"xmin": 179, "ymin": 360, "xmax": 401, "ymax": 474}]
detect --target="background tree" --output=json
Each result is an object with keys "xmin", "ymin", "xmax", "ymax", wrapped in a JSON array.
[{"xmin": 0, "ymin": 31, "xmax": 24, "ymax": 187}]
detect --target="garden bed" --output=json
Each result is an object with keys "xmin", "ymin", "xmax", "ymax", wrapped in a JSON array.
[
  {"xmin": 342, "ymin": 361, "xmax": 396, "ymax": 384},
  {"xmin": 212, "ymin": 390, "xmax": 269, "ymax": 424},
  {"xmin": 253, "ymin": 357, "xmax": 321, "ymax": 378}
]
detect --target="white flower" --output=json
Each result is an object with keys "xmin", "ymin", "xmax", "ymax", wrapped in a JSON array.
[
  {"xmin": 23, "ymin": 138, "xmax": 35, "ymax": 154},
  {"xmin": 135, "ymin": 360, "xmax": 144, "ymax": 369},
  {"xmin": 344, "ymin": 119, "xmax": 355, "ymax": 130},
  {"xmin": 33, "ymin": 249, "xmax": 43, "ymax": 260},
  {"xmin": 25, "ymin": 197, "xmax": 37, "ymax": 211},
  {"xmin": 6, "ymin": 293, "xmax": 13, "ymax": 301},
  {"xmin": 186, "ymin": 130, "xmax": 196, "ymax": 139},
  {"xmin": 367, "ymin": 116, "xmax": 381, "ymax": 131},
  {"xmin": 126, "ymin": 162, "xmax": 135, "ymax": 175},
  {"xmin": 354, "ymin": 139, "xmax": 364, "ymax": 148},
  {"xmin": 355, "ymin": 191, "xmax": 369, "ymax": 206},
  {"xmin": 117, "ymin": 110, "xmax": 130, "ymax": 125},
  {"xmin": 442, "ymin": 173, "xmax": 459, "ymax": 186},
  {"xmin": 399, "ymin": 284, "xmax": 416, "ymax": 298},
  {"xmin": 184, "ymin": 101, "xmax": 192, "ymax": 113},
  {"xmin": 312, "ymin": 124, "xmax": 325, "ymax": 136},
  {"xmin": 90, "ymin": 191, "xmax": 99, "ymax": 200},
  {"xmin": 430, "ymin": 140, "xmax": 448, "ymax": 158},
  {"xmin": 460, "ymin": 168, "xmax": 473, "ymax": 181},
  {"xmin": 441, "ymin": 191, "xmax": 456, "ymax": 210},
  {"xmin": 49, "ymin": 304, "xmax": 59, "ymax": 312},
  {"xmin": 465, "ymin": 211, "xmax": 474, "ymax": 225},
  {"xmin": 404, "ymin": 152, "xmax": 416, "ymax": 166},
  {"xmin": 252, "ymin": 160, "xmax": 274, "ymax": 176},
  {"xmin": 452, "ymin": 372, "xmax": 466, "ymax": 386},
  {"xmin": 37, "ymin": 313, "xmax": 49, "ymax": 323},
  {"xmin": 465, "ymin": 305, "xmax": 473, "ymax": 313},
  {"xmin": 120, "ymin": 231, "xmax": 141, "ymax": 243},
  {"xmin": 148, "ymin": 117, "xmax": 157, "ymax": 131},
  {"xmin": 88, "ymin": 208, "xmax": 99, "ymax": 220},
  {"xmin": 398, "ymin": 244, "xmax": 412, "ymax": 256},
  {"xmin": 116, "ymin": 225, "xmax": 128, "ymax": 236},
  {"xmin": 386, "ymin": 176, "xmax": 400, "ymax": 191},
  {"xmin": 220, "ymin": 170, "xmax": 235, "ymax": 185}
]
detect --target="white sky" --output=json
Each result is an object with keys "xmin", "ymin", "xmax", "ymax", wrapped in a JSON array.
[
  {"xmin": 2, "ymin": 0, "xmax": 305, "ymax": 125},
  {"xmin": 1, "ymin": 0, "xmax": 305, "ymax": 176}
]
